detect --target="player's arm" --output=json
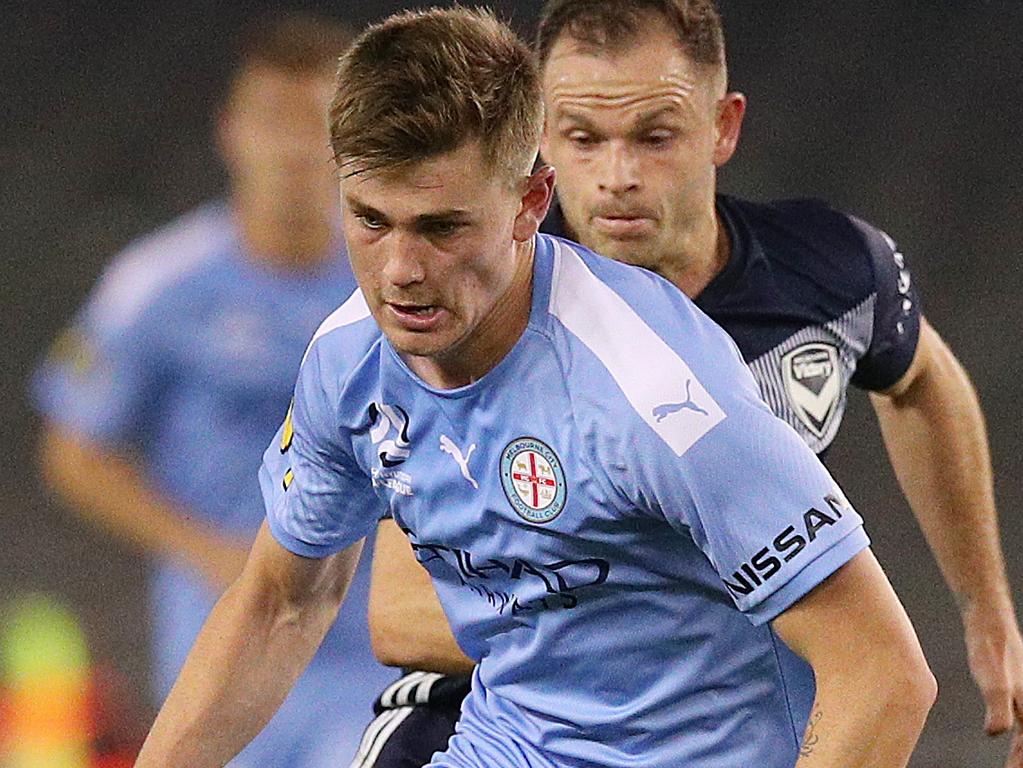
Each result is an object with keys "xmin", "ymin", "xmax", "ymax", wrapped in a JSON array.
[
  {"xmin": 772, "ymin": 548, "xmax": 936, "ymax": 767},
  {"xmin": 870, "ymin": 318, "xmax": 1023, "ymax": 745},
  {"xmin": 368, "ymin": 518, "xmax": 475, "ymax": 675},
  {"xmin": 135, "ymin": 521, "xmax": 361, "ymax": 767},
  {"xmin": 38, "ymin": 423, "xmax": 249, "ymax": 589}
]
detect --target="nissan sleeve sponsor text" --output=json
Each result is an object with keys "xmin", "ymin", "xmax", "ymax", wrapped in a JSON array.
[{"xmin": 723, "ymin": 494, "xmax": 851, "ymax": 597}]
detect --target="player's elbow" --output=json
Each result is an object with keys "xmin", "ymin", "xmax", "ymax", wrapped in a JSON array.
[
  {"xmin": 367, "ymin": 603, "xmax": 416, "ymax": 668},
  {"xmin": 875, "ymin": 635, "xmax": 937, "ymax": 728}
]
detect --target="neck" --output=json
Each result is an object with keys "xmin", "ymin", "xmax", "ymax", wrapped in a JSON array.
[
  {"xmin": 654, "ymin": 210, "xmax": 731, "ymax": 299},
  {"xmin": 408, "ymin": 239, "xmax": 535, "ymax": 390},
  {"xmin": 232, "ymin": 198, "xmax": 336, "ymax": 271}
]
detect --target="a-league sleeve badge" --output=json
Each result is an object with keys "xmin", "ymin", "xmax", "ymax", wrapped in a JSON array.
[{"xmin": 500, "ymin": 437, "xmax": 567, "ymax": 524}]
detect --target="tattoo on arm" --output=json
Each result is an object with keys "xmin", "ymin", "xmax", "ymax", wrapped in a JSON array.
[{"xmin": 799, "ymin": 707, "xmax": 823, "ymax": 756}]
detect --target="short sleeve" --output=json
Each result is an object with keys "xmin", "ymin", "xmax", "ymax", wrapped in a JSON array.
[
  {"xmin": 636, "ymin": 340, "xmax": 869, "ymax": 625},
  {"xmin": 260, "ymin": 339, "xmax": 384, "ymax": 558},
  {"xmin": 30, "ymin": 287, "xmax": 166, "ymax": 447},
  {"xmin": 849, "ymin": 218, "xmax": 922, "ymax": 391}
]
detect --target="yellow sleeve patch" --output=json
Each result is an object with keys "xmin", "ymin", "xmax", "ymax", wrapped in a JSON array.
[
  {"xmin": 280, "ymin": 400, "xmax": 294, "ymax": 454},
  {"xmin": 282, "ymin": 468, "xmax": 294, "ymax": 491}
]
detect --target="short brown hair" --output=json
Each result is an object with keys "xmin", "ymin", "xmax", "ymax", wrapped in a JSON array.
[
  {"xmin": 536, "ymin": 0, "xmax": 725, "ymax": 71},
  {"xmin": 230, "ymin": 11, "xmax": 355, "ymax": 79},
  {"xmin": 328, "ymin": 8, "xmax": 543, "ymax": 179}
]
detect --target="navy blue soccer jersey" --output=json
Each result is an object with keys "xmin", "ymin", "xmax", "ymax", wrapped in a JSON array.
[
  {"xmin": 543, "ymin": 194, "xmax": 922, "ymax": 454},
  {"xmin": 261, "ymin": 234, "xmax": 869, "ymax": 767}
]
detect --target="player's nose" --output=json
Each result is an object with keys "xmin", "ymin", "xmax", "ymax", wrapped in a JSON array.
[
  {"xmin": 597, "ymin": 142, "xmax": 641, "ymax": 195},
  {"xmin": 381, "ymin": 231, "xmax": 427, "ymax": 287}
]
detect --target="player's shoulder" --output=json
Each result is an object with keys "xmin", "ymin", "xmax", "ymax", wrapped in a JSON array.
[
  {"xmin": 300, "ymin": 289, "xmax": 383, "ymax": 381},
  {"xmin": 538, "ymin": 233, "xmax": 754, "ymax": 458},
  {"xmin": 541, "ymin": 233, "xmax": 729, "ymax": 353},
  {"xmin": 725, "ymin": 195, "xmax": 892, "ymax": 285},
  {"xmin": 86, "ymin": 202, "xmax": 235, "ymax": 332}
]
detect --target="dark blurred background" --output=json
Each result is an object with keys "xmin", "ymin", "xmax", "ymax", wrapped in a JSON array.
[{"xmin": 1, "ymin": 1, "xmax": 1020, "ymax": 766}]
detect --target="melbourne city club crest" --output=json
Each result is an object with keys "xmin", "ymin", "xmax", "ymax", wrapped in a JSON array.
[
  {"xmin": 500, "ymin": 437, "xmax": 567, "ymax": 524},
  {"xmin": 781, "ymin": 342, "xmax": 841, "ymax": 440}
]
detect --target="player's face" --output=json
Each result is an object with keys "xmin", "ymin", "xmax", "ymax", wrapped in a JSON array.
[
  {"xmin": 219, "ymin": 65, "xmax": 338, "ymax": 223},
  {"xmin": 541, "ymin": 25, "xmax": 743, "ymax": 271},
  {"xmin": 342, "ymin": 141, "xmax": 550, "ymax": 369}
]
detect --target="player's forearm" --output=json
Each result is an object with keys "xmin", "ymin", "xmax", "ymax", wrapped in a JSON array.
[
  {"xmin": 39, "ymin": 426, "xmax": 239, "ymax": 574},
  {"xmin": 793, "ymin": 663, "xmax": 934, "ymax": 767},
  {"xmin": 870, "ymin": 344, "xmax": 1011, "ymax": 614},
  {"xmin": 136, "ymin": 557, "xmax": 341, "ymax": 766},
  {"xmin": 369, "ymin": 519, "xmax": 476, "ymax": 674}
]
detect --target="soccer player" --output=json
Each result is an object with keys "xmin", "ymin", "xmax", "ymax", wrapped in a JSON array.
[
  {"xmin": 133, "ymin": 9, "xmax": 934, "ymax": 767},
  {"xmin": 32, "ymin": 13, "xmax": 394, "ymax": 766},
  {"xmin": 364, "ymin": 2, "xmax": 1023, "ymax": 766}
]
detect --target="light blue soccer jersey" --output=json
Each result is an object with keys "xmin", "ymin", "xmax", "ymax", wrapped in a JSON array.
[
  {"xmin": 32, "ymin": 203, "xmax": 395, "ymax": 766},
  {"xmin": 262, "ymin": 233, "xmax": 870, "ymax": 768}
]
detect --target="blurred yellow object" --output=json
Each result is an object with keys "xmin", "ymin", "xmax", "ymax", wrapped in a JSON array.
[{"xmin": 0, "ymin": 594, "xmax": 91, "ymax": 768}]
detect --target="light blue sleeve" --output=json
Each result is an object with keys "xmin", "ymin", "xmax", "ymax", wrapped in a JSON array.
[
  {"xmin": 636, "ymin": 321, "xmax": 869, "ymax": 626},
  {"xmin": 30, "ymin": 288, "xmax": 166, "ymax": 447},
  {"xmin": 260, "ymin": 338, "xmax": 384, "ymax": 558}
]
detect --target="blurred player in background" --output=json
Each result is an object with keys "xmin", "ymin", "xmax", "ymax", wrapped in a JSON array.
[
  {"xmin": 32, "ymin": 13, "xmax": 394, "ymax": 767},
  {"xmin": 364, "ymin": 1, "xmax": 1023, "ymax": 766}
]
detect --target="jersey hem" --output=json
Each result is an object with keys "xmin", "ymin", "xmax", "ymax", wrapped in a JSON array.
[
  {"xmin": 265, "ymin": 510, "xmax": 340, "ymax": 559},
  {"xmin": 744, "ymin": 525, "xmax": 870, "ymax": 625}
]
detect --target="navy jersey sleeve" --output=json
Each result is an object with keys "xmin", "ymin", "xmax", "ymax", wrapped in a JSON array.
[
  {"xmin": 30, "ymin": 277, "xmax": 167, "ymax": 447},
  {"xmin": 849, "ymin": 218, "xmax": 921, "ymax": 391},
  {"xmin": 260, "ymin": 337, "xmax": 384, "ymax": 557}
]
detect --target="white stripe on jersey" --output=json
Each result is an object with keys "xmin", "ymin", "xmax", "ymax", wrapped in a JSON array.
[
  {"xmin": 90, "ymin": 206, "xmax": 229, "ymax": 332},
  {"xmin": 302, "ymin": 289, "xmax": 372, "ymax": 364},
  {"xmin": 548, "ymin": 239, "xmax": 726, "ymax": 457}
]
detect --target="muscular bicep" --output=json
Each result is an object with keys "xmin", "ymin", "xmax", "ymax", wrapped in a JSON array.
[{"xmin": 771, "ymin": 548, "xmax": 924, "ymax": 674}]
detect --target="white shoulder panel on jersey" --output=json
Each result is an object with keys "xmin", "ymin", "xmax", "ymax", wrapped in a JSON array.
[
  {"xmin": 89, "ymin": 205, "xmax": 231, "ymax": 332},
  {"xmin": 302, "ymin": 289, "xmax": 372, "ymax": 364},
  {"xmin": 548, "ymin": 239, "xmax": 726, "ymax": 457}
]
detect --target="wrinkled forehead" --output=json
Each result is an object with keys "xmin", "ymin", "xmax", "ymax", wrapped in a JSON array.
[{"xmin": 542, "ymin": 30, "xmax": 721, "ymax": 120}]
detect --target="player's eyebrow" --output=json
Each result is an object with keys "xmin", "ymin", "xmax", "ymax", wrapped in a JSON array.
[
  {"xmin": 555, "ymin": 109, "xmax": 600, "ymax": 129},
  {"xmin": 414, "ymin": 209, "xmax": 473, "ymax": 225},
  {"xmin": 344, "ymin": 194, "xmax": 384, "ymax": 218},
  {"xmin": 632, "ymin": 104, "xmax": 685, "ymax": 127}
]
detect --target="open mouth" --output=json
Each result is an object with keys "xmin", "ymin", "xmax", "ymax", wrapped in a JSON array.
[{"xmin": 387, "ymin": 303, "xmax": 445, "ymax": 331}]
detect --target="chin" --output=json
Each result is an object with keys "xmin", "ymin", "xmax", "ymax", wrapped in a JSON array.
[{"xmin": 587, "ymin": 237, "xmax": 652, "ymax": 268}]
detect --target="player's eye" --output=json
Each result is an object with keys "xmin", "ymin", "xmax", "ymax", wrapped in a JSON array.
[
  {"xmin": 640, "ymin": 129, "xmax": 675, "ymax": 147},
  {"xmin": 356, "ymin": 213, "xmax": 387, "ymax": 230},
  {"xmin": 421, "ymin": 221, "xmax": 465, "ymax": 238},
  {"xmin": 566, "ymin": 129, "xmax": 598, "ymax": 148}
]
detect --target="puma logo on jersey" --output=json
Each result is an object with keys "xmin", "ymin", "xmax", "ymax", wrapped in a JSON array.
[
  {"xmin": 439, "ymin": 434, "xmax": 478, "ymax": 489},
  {"xmin": 653, "ymin": 379, "xmax": 710, "ymax": 422}
]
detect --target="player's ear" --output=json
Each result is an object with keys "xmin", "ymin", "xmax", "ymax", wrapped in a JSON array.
[
  {"xmin": 713, "ymin": 91, "xmax": 747, "ymax": 167},
  {"xmin": 513, "ymin": 164, "xmax": 556, "ymax": 242}
]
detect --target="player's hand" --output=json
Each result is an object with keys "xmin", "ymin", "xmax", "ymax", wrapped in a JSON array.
[{"xmin": 961, "ymin": 599, "xmax": 1023, "ymax": 766}]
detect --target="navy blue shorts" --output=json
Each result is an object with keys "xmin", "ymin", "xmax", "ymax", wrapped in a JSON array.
[{"xmin": 349, "ymin": 672, "xmax": 471, "ymax": 768}]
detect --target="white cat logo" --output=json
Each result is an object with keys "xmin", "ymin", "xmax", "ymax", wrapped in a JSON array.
[{"xmin": 439, "ymin": 435, "xmax": 478, "ymax": 489}]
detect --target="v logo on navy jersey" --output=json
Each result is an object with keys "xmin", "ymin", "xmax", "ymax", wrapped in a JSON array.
[
  {"xmin": 369, "ymin": 402, "xmax": 411, "ymax": 467},
  {"xmin": 781, "ymin": 343, "xmax": 840, "ymax": 439},
  {"xmin": 652, "ymin": 379, "xmax": 710, "ymax": 423}
]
